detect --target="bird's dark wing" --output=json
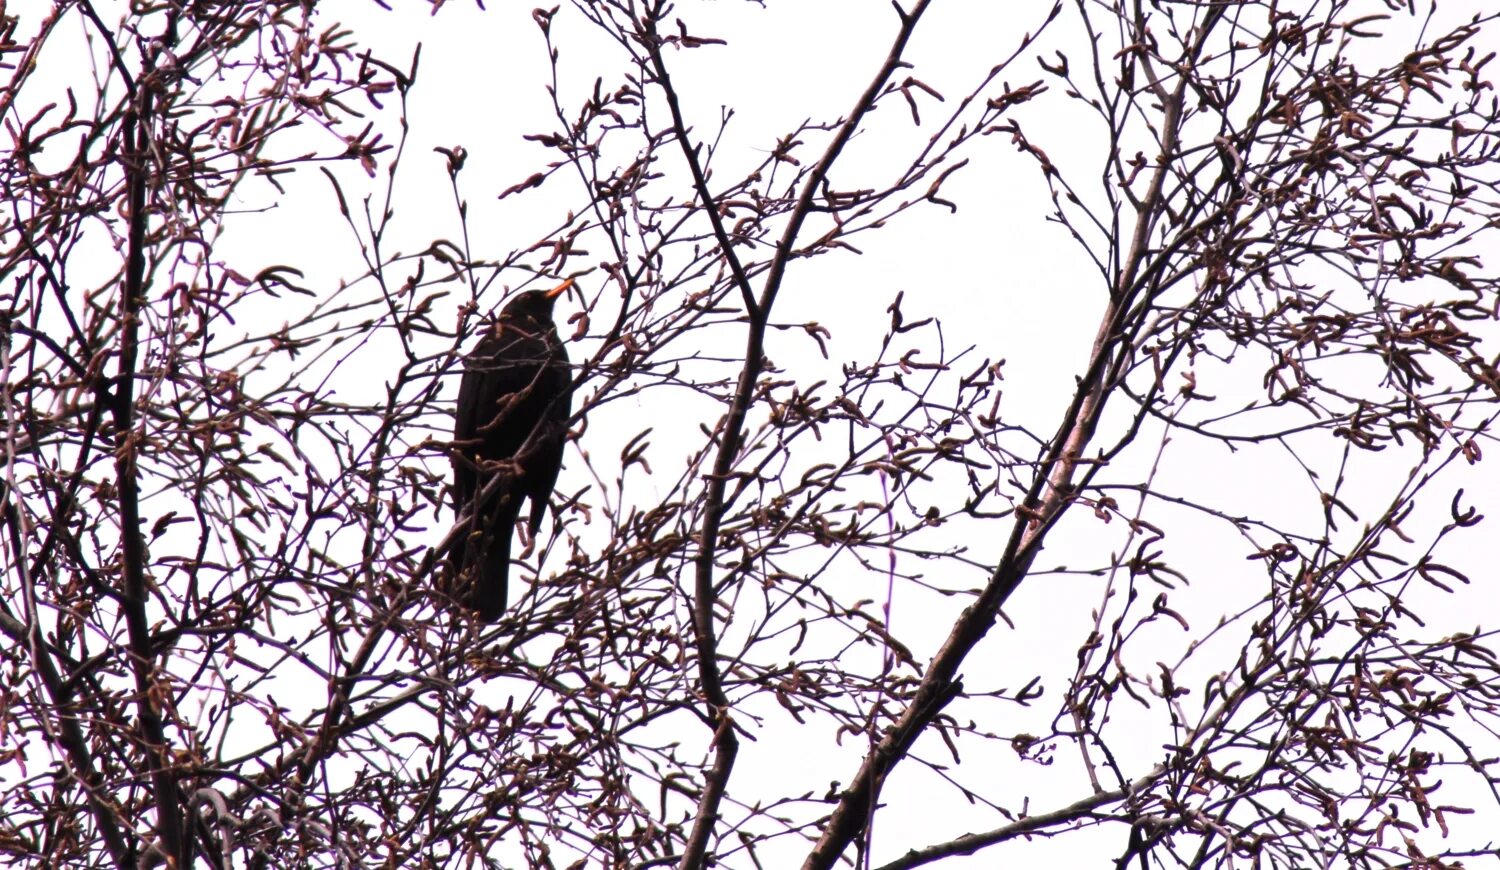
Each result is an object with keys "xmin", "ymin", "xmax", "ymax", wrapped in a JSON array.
[
  {"xmin": 522, "ymin": 342, "xmax": 572, "ymax": 529},
  {"xmin": 455, "ymin": 328, "xmax": 555, "ymax": 468},
  {"xmin": 451, "ymin": 340, "xmax": 490, "ymax": 512}
]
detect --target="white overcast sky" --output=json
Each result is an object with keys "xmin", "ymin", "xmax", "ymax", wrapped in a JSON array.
[
  {"xmin": 222, "ymin": 1, "xmax": 1500, "ymax": 863},
  {"xmin": 14, "ymin": 0, "xmax": 1500, "ymax": 865}
]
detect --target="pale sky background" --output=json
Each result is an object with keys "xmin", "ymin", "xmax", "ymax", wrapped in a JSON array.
[
  {"xmin": 12, "ymin": 0, "xmax": 1500, "ymax": 865},
  {"xmin": 218, "ymin": 1, "xmax": 1500, "ymax": 864},
  {"xmin": 398, "ymin": 6, "xmax": 1493, "ymax": 866}
]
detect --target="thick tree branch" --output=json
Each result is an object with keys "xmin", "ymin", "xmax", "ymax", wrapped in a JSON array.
[
  {"xmin": 644, "ymin": 3, "xmax": 937, "ymax": 866},
  {"xmin": 113, "ymin": 78, "xmax": 186, "ymax": 869},
  {"xmin": 802, "ymin": 9, "xmax": 1221, "ymax": 867}
]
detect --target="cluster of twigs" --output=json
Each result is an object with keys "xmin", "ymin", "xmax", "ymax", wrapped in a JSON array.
[{"xmin": 1, "ymin": 1, "xmax": 1499, "ymax": 868}]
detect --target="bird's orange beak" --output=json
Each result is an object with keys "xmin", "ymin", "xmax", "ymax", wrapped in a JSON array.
[{"xmin": 545, "ymin": 278, "xmax": 574, "ymax": 299}]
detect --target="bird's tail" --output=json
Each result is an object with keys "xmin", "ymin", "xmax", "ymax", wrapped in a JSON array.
[
  {"xmin": 469, "ymin": 527, "xmax": 511, "ymax": 621},
  {"xmin": 449, "ymin": 495, "xmax": 517, "ymax": 622}
]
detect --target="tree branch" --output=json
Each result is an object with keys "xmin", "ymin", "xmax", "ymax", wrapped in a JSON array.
[
  {"xmin": 643, "ymin": 3, "xmax": 937, "ymax": 866},
  {"xmin": 114, "ymin": 72, "xmax": 186, "ymax": 870}
]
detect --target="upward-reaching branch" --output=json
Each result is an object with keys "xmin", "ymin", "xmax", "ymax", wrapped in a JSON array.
[
  {"xmin": 114, "ymin": 73, "xmax": 186, "ymax": 870},
  {"xmin": 802, "ymin": 9, "xmax": 1221, "ymax": 868},
  {"xmin": 643, "ymin": 2, "xmax": 937, "ymax": 866}
]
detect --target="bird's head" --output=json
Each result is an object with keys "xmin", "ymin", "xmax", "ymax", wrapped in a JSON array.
[{"xmin": 500, "ymin": 278, "xmax": 572, "ymax": 325}]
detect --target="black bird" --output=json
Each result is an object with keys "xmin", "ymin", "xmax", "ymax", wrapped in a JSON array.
[{"xmin": 450, "ymin": 278, "xmax": 573, "ymax": 620}]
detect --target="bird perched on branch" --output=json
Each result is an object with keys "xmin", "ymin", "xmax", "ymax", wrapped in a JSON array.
[{"xmin": 450, "ymin": 278, "xmax": 573, "ymax": 620}]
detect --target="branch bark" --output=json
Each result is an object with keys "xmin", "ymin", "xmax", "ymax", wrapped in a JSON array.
[
  {"xmin": 802, "ymin": 9, "xmax": 1220, "ymax": 867},
  {"xmin": 645, "ymin": 2, "xmax": 937, "ymax": 866},
  {"xmin": 114, "ymin": 74, "xmax": 186, "ymax": 870}
]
